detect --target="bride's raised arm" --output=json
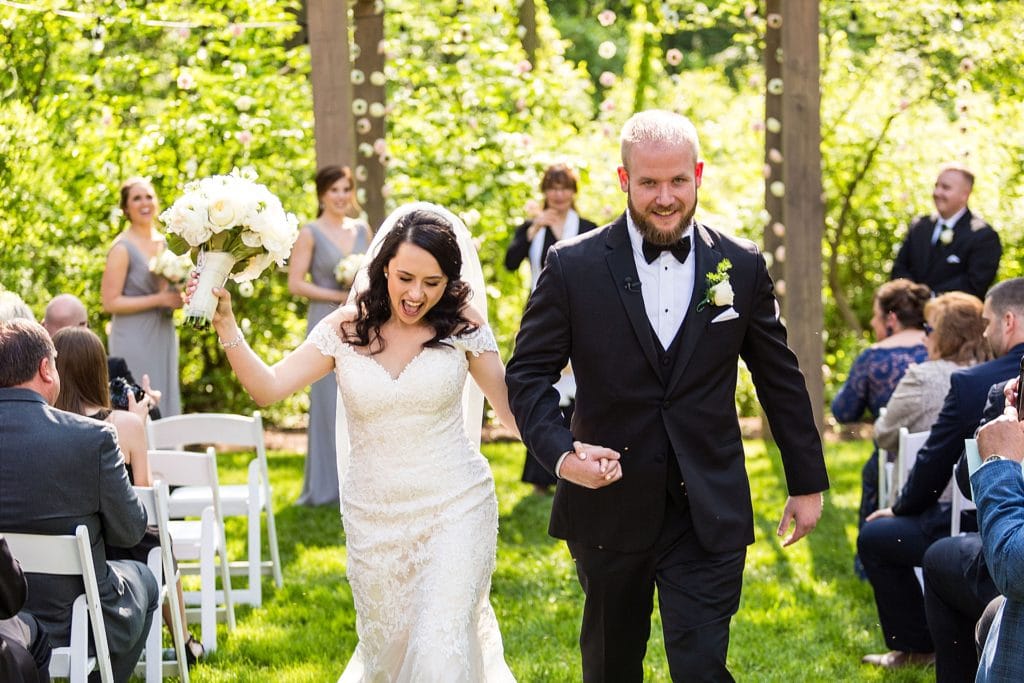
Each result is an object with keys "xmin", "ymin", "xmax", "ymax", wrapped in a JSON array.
[{"xmin": 202, "ymin": 284, "xmax": 337, "ymax": 406}]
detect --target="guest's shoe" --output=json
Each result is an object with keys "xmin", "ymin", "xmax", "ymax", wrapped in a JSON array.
[
  {"xmin": 184, "ymin": 633, "xmax": 205, "ymax": 668},
  {"xmin": 861, "ymin": 650, "xmax": 935, "ymax": 669}
]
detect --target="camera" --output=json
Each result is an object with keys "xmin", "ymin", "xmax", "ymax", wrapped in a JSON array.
[{"xmin": 110, "ymin": 377, "xmax": 146, "ymax": 411}]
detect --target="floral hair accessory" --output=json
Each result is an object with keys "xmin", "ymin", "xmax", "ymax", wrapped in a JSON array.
[{"xmin": 697, "ymin": 258, "xmax": 734, "ymax": 311}]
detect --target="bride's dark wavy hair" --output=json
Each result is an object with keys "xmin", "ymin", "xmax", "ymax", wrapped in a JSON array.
[{"xmin": 348, "ymin": 209, "xmax": 477, "ymax": 351}]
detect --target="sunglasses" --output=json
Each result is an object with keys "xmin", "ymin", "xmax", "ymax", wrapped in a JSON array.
[{"xmin": 923, "ymin": 322, "xmax": 934, "ymax": 336}]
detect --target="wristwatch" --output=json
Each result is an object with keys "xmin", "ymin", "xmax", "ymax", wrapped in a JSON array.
[{"xmin": 984, "ymin": 454, "xmax": 1005, "ymax": 465}]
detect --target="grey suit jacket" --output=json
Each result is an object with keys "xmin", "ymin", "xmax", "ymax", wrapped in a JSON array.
[{"xmin": 0, "ymin": 387, "xmax": 147, "ymax": 648}]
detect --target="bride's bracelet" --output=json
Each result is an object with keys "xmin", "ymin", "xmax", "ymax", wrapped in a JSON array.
[{"xmin": 218, "ymin": 331, "xmax": 246, "ymax": 350}]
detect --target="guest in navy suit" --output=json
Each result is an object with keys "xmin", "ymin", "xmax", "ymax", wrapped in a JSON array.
[
  {"xmin": 891, "ymin": 163, "xmax": 1001, "ymax": 299},
  {"xmin": 859, "ymin": 277, "xmax": 1024, "ymax": 670},
  {"xmin": 972, "ymin": 414, "xmax": 1024, "ymax": 682}
]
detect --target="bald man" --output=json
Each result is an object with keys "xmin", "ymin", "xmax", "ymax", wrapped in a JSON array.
[
  {"xmin": 41, "ymin": 294, "xmax": 88, "ymax": 336},
  {"xmin": 42, "ymin": 294, "xmax": 162, "ymax": 418}
]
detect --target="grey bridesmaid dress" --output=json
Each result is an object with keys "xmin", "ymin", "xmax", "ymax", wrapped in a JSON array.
[
  {"xmin": 107, "ymin": 238, "xmax": 181, "ymax": 417},
  {"xmin": 297, "ymin": 222, "xmax": 370, "ymax": 506}
]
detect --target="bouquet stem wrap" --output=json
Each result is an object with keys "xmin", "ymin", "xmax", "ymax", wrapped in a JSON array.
[{"xmin": 186, "ymin": 250, "xmax": 236, "ymax": 328}]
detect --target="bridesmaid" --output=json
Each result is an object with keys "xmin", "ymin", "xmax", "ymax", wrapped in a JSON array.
[
  {"xmin": 289, "ymin": 165, "xmax": 371, "ymax": 506},
  {"xmin": 101, "ymin": 178, "xmax": 183, "ymax": 417}
]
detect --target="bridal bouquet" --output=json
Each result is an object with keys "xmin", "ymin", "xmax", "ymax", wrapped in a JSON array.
[
  {"xmin": 160, "ymin": 168, "xmax": 299, "ymax": 327},
  {"xmin": 148, "ymin": 249, "xmax": 193, "ymax": 285},
  {"xmin": 334, "ymin": 253, "xmax": 365, "ymax": 289}
]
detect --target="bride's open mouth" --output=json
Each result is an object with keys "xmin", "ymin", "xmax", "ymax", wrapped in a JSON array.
[{"xmin": 401, "ymin": 300, "xmax": 423, "ymax": 317}]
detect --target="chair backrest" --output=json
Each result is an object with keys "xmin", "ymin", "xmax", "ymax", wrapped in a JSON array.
[
  {"xmin": 896, "ymin": 427, "xmax": 931, "ymax": 495},
  {"xmin": 148, "ymin": 447, "xmax": 225, "ymax": 517},
  {"xmin": 148, "ymin": 411, "xmax": 264, "ymax": 457},
  {"xmin": 3, "ymin": 525, "xmax": 114, "ymax": 683}
]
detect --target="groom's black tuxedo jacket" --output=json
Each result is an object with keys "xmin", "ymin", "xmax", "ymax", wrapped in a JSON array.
[{"xmin": 507, "ymin": 215, "xmax": 829, "ymax": 554}]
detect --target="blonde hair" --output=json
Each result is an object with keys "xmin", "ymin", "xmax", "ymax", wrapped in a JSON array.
[
  {"xmin": 925, "ymin": 292, "xmax": 990, "ymax": 364},
  {"xmin": 620, "ymin": 110, "xmax": 700, "ymax": 169}
]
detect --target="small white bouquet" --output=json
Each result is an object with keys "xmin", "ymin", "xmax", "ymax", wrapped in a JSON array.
[
  {"xmin": 160, "ymin": 167, "xmax": 299, "ymax": 327},
  {"xmin": 148, "ymin": 249, "xmax": 193, "ymax": 285},
  {"xmin": 334, "ymin": 253, "xmax": 365, "ymax": 289}
]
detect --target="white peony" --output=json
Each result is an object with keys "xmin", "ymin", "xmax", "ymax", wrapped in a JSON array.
[
  {"xmin": 233, "ymin": 252, "xmax": 275, "ymax": 282},
  {"xmin": 161, "ymin": 195, "xmax": 211, "ymax": 246}
]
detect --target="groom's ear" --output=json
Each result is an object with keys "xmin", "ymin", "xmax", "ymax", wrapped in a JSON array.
[{"xmin": 617, "ymin": 166, "xmax": 629, "ymax": 192}]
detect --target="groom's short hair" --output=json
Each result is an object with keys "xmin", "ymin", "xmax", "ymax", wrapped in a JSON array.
[{"xmin": 620, "ymin": 110, "xmax": 701, "ymax": 169}]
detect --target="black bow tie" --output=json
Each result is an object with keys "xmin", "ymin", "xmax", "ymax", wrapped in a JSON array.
[{"xmin": 642, "ymin": 236, "xmax": 691, "ymax": 264}]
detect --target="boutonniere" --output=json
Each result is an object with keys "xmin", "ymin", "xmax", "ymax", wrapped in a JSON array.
[
  {"xmin": 697, "ymin": 259, "xmax": 733, "ymax": 311},
  {"xmin": 939, "ymin": 226, "xmax": 955, "ymax": 245}
]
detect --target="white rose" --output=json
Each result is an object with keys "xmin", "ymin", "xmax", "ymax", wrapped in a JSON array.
[
  {"xmin": 711, "ymin": 280, "xmax": 735, "ymax": 307},
  {"xmin": 207, "ymin": 193, "xmax": 245, "ymax": 232},
  {"xmin": 939, "ymin": 228, "xmax": 954, "ymax": 245}
]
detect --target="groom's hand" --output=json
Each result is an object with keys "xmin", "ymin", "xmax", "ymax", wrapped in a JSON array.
[
  {"xmin": 558, "ymin": 441, "xmax": 622, "ymax": 489},
  {"xmin": 777, "ymin": 492, "xmax": 823, "ymax": 547}
]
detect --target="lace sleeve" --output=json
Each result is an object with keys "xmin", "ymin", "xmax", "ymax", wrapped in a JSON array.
[
  {"xmin": 453, "ymin": 324, "xmax": 498, "ymax": 357},
  {"xmin": 308, "ymin": 318, "xmax": 343, "ymax": 359}
]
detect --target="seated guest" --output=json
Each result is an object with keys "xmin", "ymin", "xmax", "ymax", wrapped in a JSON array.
[
  {"xmin": 859, "ymin": 278, "xmax": 1024, "ymax": 669},
  {"xmin": 921, "ymin": 380, "xmax": 1004, "ymax": 683},
  {"xmin": 0, "ymin": 319, "xmax": 159, "ymax": 683},
  {"xmin": 832, "ymin": 279, "xmax": 930, "ymax": 526},
  {"xmin": 972, "ymin": 415, "xmax": 1024, "ymax": 681},
  {"xmin": 1, "ymin": 534, "xmax": 50, "ymax": 682},
  {"xmin": 51, "ymin": 326, "xmax": 204, "ymax": 665},
  {"xmin": 43, "ymin": 293, "xmax": 162, "ymax": 420}
]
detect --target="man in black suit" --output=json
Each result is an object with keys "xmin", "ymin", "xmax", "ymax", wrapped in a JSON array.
[
  {"xmin": 859, "ymin": 277, "xmax": 1024, "ymax": 670},
  {"xmin": 0, "ymin": 319, "xmax": 159, "ymax": 683},
  {"xmin": 506, "ymin": 110, "xmax": 829, "ymax": 682},
  {"xmin": 891, "ymin": 164, "xmax": 1001, "ymax": 299}
]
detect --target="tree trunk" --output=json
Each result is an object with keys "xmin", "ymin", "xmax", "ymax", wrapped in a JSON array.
[
  {"xmin": 353, "ymin": 0, "xmax": 387, "ymax": 229},
  {"xmin": 518, "ymin": 0, "xmax": 538, "ymax": 64},
  {"xmin": 781, "ymin": 0, "xmax": 825, "ymax": 434},
  {"xmin": 307, "ymin": 0, "xmax": 354, "ymax": 170}
]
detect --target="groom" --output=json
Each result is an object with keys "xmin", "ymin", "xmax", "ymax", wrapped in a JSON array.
[{"xmin": 506, "ymin": 110, "xmax": 829, "ymax": 682}]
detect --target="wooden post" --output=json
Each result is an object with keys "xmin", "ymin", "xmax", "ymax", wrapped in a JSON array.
[
  {"xmin": 307, "ymin": 0, "xmax": 354, "ymax": 170},
  {"xmin": 353, "ymin": 0, "xmax": 386, "ymax": 229},
  {"xmin": 781, "ymin": 0, "xmax": 825, "ymax": 433},
  {"xmin": 518, "ymin": 0, "xmax": 538, "ymax": 64}
]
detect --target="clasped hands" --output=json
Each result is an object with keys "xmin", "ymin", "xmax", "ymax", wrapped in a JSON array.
[{"xmin": 558, "ymin": 441, "xmax": 622, "ymax": 489}]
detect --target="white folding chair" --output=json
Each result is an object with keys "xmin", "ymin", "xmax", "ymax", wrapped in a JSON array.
[
  {"xmin": 133, "ymin": 482, "xmax": 189, "ymax": 682},
  {"xmin": 951, "ymin": 441, "xmax": 978, "ymax": 536},
  {"xmin": 896, "ymin": 427, "xmax": 930, "ymax": 500},
  {"xmin": 148, "ymin": 411, "xmax": 281, "ymax": 606},
  {"xmin": 3, "ymin": 525, "xmax": 114, "ymax": 683},
  {"xmin": 148, "ymin": 448, "xmax": 236, "ymax": 653}
]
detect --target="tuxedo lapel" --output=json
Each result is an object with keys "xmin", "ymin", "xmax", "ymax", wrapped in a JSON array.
[
  {"xmin": 605, "ymin": 217, "xmax": 662, "ymax": 378},
  {"xmin": 666, "ymin": 224, "xmax": 720, "ymax": 394}
]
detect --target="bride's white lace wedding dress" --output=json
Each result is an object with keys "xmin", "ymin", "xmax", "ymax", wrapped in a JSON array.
[{"xmin": 311, "ymin": 319, "xmax": 516, "ymax": 683}]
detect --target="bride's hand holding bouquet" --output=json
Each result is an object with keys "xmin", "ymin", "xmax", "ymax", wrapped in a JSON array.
[{"xmin": 160, "ymin": 167, "xmax": 299, "ymax": 328}]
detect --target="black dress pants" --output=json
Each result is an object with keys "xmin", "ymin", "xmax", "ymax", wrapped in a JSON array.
[
  {"xmin": 568, "ymin": 494, "xmax": 746, "ymax": 683},
  {"xmin": 923, "ymin": 534, "xmax": 998, "ymax": 683}
]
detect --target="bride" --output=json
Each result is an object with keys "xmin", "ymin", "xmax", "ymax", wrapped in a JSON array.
[{"xmin": 194, "ymin": 203, "xmax": 518, "ymax": 681}]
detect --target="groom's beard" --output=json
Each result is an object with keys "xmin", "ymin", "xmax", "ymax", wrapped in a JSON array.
[{"xmin": 627, "ymin": 192, "xmax": 697, "ymax": 246}]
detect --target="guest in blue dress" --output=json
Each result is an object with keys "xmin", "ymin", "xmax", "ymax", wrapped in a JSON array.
[
  {"xmin": 832, "ymin": 279, "xmax": 930, "ymax": 527},
  {"xmin": 288, "ymin": 166, "xmax": 371, "ymax": 507}
]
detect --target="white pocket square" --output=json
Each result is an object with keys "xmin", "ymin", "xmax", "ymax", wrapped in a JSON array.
[
  {"xmin": 711, "ymin": 307, "xmax": 739, "ymax": 323},
  {"xmin": 946, "ymin": 254, "xmax": 961, "ymax": 264}
]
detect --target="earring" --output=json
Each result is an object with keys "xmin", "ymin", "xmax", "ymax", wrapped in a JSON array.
[{"xmin": 384, "ymin": 272, "xmax": 388, "ymax": 279}]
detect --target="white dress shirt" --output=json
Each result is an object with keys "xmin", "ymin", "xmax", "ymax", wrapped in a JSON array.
[
  {"xmin": 625, "ymin": 212, "xmax": 695, "ymax": 349},
  {"xmin": 528, "ymin": 209, "xmax": 580, "ymax": 291}
]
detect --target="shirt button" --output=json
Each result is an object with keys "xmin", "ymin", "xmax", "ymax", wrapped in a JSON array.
[
  {"xmin": 663, "ymin": 400, "xmax": 671, "ymax": 409},
  {"xmin": 661, "ymin": 356, "xmax": 671, "ymax": 366}
]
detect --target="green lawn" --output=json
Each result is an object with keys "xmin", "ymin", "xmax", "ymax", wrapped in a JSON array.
[{"xmin": 178, "ymin": 438, "xmax": 935, "ymax": 682}]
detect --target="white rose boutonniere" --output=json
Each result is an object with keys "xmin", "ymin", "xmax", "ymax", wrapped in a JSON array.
[
  {"xmin": 697, "ymin": 259, "xmax": 734, "ymax": 311},
  {"xmin": 939, "ymin": 226, "xmax": 955, "ymax": 245}
]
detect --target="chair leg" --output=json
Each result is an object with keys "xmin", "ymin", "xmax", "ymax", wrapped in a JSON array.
[
  {"xmin": 200, "ymin": 514, "xmax": 217, "ymax": 654},
  {"xmin": 247, "ymin": 461, "xmax": 262, "ymax": 607}
]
